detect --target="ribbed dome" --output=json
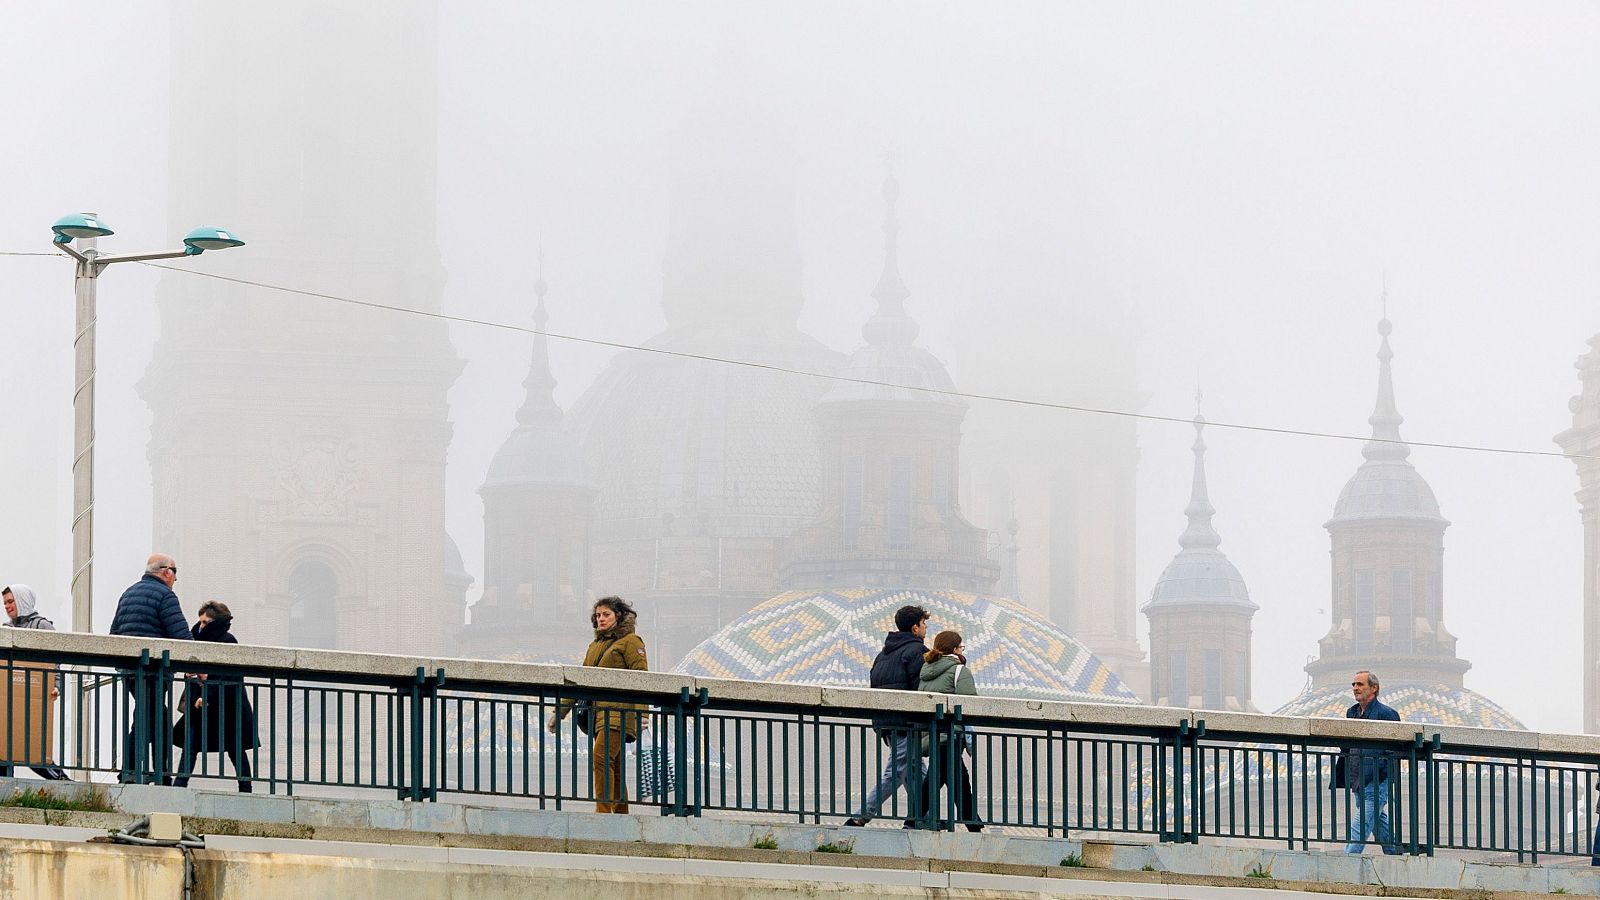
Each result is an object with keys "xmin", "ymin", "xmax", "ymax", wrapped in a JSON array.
[
  {"xmin": 674, "ymin": 587, "xmax": 1141, "ymax": 704},
  {"xmin": 566, "ymin": 333, "xmax": 845, "ymax": 523},
  {"xmin": 1149, "ymin": 552, "xmax": 1253, "ymax": 609},
  {"xmin": 1274, "ymin": 681, "xmax": 1525, "ymax": 730},
  {"xmin": 483, "ymin": 425, "xmax": 592, "ymax": 490},
  {"xmin": 1147, "ymin": 411, "xmax": 1255, "ymax": 611},
  {"xmin": 1327, "ymin": 459, "xmax": 1444, "ymax": 525},
  {"xmin": 1327, "ymin": 318, "xmax": 1447, "ymax": 527},
  {"xmin": 821, "ymin": 343, "xmax": 964, "ymax": 408},
  {"xmin": 821, "ymin": 173, "xmax": 962, "ymax": 411}
]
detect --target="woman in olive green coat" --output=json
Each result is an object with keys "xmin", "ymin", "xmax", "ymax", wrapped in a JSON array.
[
  {"xmin": 547, "ymin": 596, "xmax": 649, "ymax": 813},
  {"xmin": 919, "ymin": 630, "xmax": 982, "ymax": 831}
]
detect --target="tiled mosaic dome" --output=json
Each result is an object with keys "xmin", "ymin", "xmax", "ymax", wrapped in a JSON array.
[
  {"xmin": 1273, "ymin": 682, "xmax": 1525, "ymax": 730},
  {"xmin": 674, "ymin": 588, "xmax": 1141, "ymax": 704}
]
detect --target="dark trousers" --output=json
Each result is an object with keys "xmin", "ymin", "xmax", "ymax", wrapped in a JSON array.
[
  {"xmin": 173, "ymin": 746, "xmax": 253, "ymax": 793},
  {"xmin": 927, "ymin": 740, "xmax": 978, "ymax": 828},
  {"xmin": 121, "ymin": 677, "xmax": 173, "ymax": 784}
]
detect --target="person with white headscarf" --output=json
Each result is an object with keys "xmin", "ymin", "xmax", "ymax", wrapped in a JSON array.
[{"xmin": 1, "ymin": 584, "xmax": 69, "ymax": 780}]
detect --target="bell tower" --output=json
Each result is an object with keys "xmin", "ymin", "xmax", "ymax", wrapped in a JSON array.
[{"xmin": 140, "ymin": 4, "xmax": 463, "ymax": 654}]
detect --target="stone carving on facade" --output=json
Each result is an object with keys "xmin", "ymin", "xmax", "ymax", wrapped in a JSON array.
[{"xmin": 275, "ymin": 437, "xmax": 363, "ymax": 520}]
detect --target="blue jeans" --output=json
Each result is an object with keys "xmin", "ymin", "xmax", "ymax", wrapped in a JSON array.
[
  {"xmin": 1346, "ymin": 780, "xmax": 1399, "ymax": 855},
  {"xmin": 853, "ymin": 732, "xmax": 924, "ymax": 823}
]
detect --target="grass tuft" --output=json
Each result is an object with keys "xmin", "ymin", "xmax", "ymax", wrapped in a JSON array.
[
  {"xmin": 0, "ymin": 785, "xmax": 118, "ymax": 813},
  {"xmin": 1246, "ymin": 863, "xmax": 1273, "ymax": 879},
  {"xmin": 1141, "ymin": 864, "xmax": 1157, "ymax": 872},
  {"xmin": 1060, "ymin": 852, "xmax": 1086, "ymax": 867},
  {"xmin": 752, "ymin": 831, "xmax": 778, "ymax": 850},
  {"xmin": 814, "ymin": 839, "xmax": 854, "ymax": 854}
]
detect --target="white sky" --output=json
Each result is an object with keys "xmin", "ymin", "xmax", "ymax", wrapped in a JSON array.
[{"xmin": 1, "ymin": 2, "xmax": 1595, "ymax": 732}]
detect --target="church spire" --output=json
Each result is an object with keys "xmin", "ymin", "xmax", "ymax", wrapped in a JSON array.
[
  {"xmin": 1363, "ymin": 310, "xmax": 1410, "ymax": 462},
  {"xmin": 861, "ymin": 171, "xmax": 921, "ymax": 347},
  {"xmin": 515, "ymin": 272, "xmax": 563, "ymax": 427},
  {"xmin": 1179, "ymin": 391, "xmax": 1222, "ymax": 551}
]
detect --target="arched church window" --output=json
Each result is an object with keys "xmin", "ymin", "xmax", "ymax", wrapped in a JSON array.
[
  {"xmin": 843, "ymin": 456, "xmax": 864, "ymax": 549},
  {"xmin": 288, "ymin": 559, "xmax": 339, "ymax": 650}
]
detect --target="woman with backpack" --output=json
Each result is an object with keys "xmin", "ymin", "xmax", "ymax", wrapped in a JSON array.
[{"xmin": 919, "ymin": 629, "xmax": 982, "ymax": 832}]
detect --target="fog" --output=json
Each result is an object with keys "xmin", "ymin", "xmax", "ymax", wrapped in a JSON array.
[{"xmin": 1, "ymin": 3, "xmax": 1595, "ymax": 731}]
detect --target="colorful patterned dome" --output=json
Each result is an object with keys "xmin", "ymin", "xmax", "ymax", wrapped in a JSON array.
[
  {"xmin": 1273, "ymin": 681, "xmax": 1525, "ymax": 730},
  {"xmin": 674, "ymin": 588, "xmax": 1141, "ymax": 704}
]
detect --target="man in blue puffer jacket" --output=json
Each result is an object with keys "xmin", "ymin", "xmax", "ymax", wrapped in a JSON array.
[{"xmin": 111, "ymin": 554, "xmax": 190, "ymax": 783}]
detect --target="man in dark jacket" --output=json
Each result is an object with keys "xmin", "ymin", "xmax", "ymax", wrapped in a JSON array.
[
  {"xmin": 844, "ymin": 605, "xmax": 929, "ymax": 828},
  {"xmin": 1340, "ymin": 670, "xmax": 1401, "ymax": 855},
  {"xmin": 111, "ymin": 554, "xmax": 190, "ymax": 783}
]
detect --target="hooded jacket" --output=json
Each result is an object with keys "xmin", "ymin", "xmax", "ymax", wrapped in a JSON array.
[
  {"xmin": 867, "ymin": 630, "xmax": 928, "ymax": 733},
  {"xmin": 3, "ymin": 584, "xmax": 54, "ymax": 630},
  {"xmin": 556, "ymin": 611, "xmax": 649, "ymax": 738}
]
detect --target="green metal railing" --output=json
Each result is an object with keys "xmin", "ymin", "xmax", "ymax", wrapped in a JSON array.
[{"xmin": 3, "ymin": 642, "xmax": 1597, "ymax": 860}]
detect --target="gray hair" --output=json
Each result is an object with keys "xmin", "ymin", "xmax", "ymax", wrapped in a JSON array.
[
  {"xmin": 1356, "ymin": 670, "xmax": 1380, "ymax": 691},
  {"xmin": 146, "ymin": 553, "xmax": 176, "ymax": 575}
]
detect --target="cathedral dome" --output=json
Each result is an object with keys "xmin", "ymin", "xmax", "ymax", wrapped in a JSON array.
[
  {"xmin": 674, "ymin": 587, "xmax": 1141, "ymax": 704},
  {"xmin": 483, "ymin": 425, "xmax": 592, "ymax": 490},
  {"xmin": 1326, "ymin": 318, "xmax": 1447, "ymax": 528},
  {"xmin": 566, "ymin": 333, "xmax": 845, "ymax": 524},
  {"xmin": 1273, "ymin": 681, "xmax": 1525, "ymax": 730},
  {"xmin": 820, "ymin": 342, "xmax": 963, "ymax": 408},
  {"xmin": 1327, "ymin": 459, "xmax": 1444, "ymax": 526},
  {"xmin": 1146, "ymin": 411, "xmax": 1255, "ymax": 612},
  {"xmin": 482, "ymin": 279, "xmax": 594, "ymax": 492},
  {"xmin": 1148, "ymin": 551, "xmax": 1252, "ymax": 609}
]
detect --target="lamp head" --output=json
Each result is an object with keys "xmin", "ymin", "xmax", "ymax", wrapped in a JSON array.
[
  {"xmin": 51, "ymin": 213, "xmax": 114, "ymax": 244},
  {"xmin": 181, "ymin": 226, "xmax": 245, "ymax": 255}
]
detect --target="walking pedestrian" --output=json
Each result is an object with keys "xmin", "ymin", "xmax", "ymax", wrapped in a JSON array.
[
  {"xmin": 110, "ymin": 554, "xmax": 191, "ymax": 784},
  {"xmin": 843, "ymin": 604, "xmax": 929, "ymax": 828},
  {"xmin": 546, "ymin": 596, "xmax": 648, "ymax": 813},
  {"xmin": 171, "ymin": 602, "xmax": 257, "ymax": 793},
  {"xmin": 919, "ymin": 629, "xmax": 982, "ymax": 832},
  {"xmin": 1337, "ymin": 670, "xmax": 1400, "ymax": 855},
  {"xmin": 0, "ymin": 585, "xmax": 69, "ymax": 780}
]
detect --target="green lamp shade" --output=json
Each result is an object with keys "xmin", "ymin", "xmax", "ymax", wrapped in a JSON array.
[
  {"xmin": 182, "ymin": 226, "xmax": 245, "ymax": 254},
  {"xmin": 51, "ymin": 213, "xmax": 114, "ymax": 242}
]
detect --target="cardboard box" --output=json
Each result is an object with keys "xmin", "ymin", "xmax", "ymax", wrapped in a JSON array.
[{"xmin": 0, "ymin": 663, "xmax": 56, "ymax": 765}]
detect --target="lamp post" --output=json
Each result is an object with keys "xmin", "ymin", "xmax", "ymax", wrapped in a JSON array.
[{"xmin": 51, "ymin": 214, "xmax": 245, "ymax": 633}]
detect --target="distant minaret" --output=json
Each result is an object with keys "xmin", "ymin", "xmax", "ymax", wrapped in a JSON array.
[
  {"xmin": 1305, "ymin": 316, "xmax": 1468, "ymax": 689},
  {"xmin": 1144, "ymin": 395, "xmax": 1256, "ymax": 709},
  {"xmin": 141, "ymin": 4, "xmax": 463, "ymax": 654},
  {"xmin": 464, "ymin": 275, "xmax": 596, "ymax": 662},
  {"xmin": 781, "ymin": 174, "xmax": 998, "ymax": 591},
  {"xmin": 1556, "ymin": 332, "xmax": 1600, "ymax": 732}
]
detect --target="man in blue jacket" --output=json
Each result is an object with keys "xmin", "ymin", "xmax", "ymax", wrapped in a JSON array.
[
  {"xmin": 844, "ymin": 605, "xmax": 929, "ymax": 828},
  {"xmin": 110, "ymin": 554, "xmax": 191, "ymax": 783},
  {"xmin": 1342, "ymin": 670, "xmax": 1401, "ymax": 855}
]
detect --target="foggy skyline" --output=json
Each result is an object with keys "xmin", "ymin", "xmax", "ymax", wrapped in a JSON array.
[{"xmin": 1, "ymin": 3, "xmax": 1596, "ymax": 730}]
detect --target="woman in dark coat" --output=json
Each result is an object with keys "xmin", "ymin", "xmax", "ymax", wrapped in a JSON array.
[{"xmin": 172, "ymin": 601, "xmax": 258, "ymax": 792}]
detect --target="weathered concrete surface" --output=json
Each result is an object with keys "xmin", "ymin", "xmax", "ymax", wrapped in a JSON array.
[
  {"xmin": 8, "ymin": 776, "xmax": 1600, "ymax": 897},
  {"xmin": 2, "ymin": 832, "xmax": 1598, "ymax": 900},
  {"xmin": 0, "ymin": 839, "xmax": 184, "ymax": 898}
]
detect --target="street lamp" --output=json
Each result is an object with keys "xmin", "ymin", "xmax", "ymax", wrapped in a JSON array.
[{"xmin": 51, "ymin": 213, "xmax": 245, "ymax": 633}]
